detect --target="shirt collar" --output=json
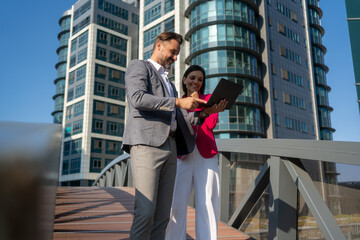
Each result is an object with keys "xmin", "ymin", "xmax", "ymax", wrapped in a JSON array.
[
  {"xmin": 147, "ymin": 59, "xmax": 162, "ymax": 72},
  {"xmin": 147, "ymin": 59, "xmax": 169, "ymax": 76}
]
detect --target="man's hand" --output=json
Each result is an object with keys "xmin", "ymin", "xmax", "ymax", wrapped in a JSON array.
[{"xmin": 175, "ymin": 93, "xmax": 207, "ymax": 110}]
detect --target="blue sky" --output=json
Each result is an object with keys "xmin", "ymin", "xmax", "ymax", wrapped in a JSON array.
[{"xmin": 0, "ymin": 1, "xmax": 359, "ymax": 180}]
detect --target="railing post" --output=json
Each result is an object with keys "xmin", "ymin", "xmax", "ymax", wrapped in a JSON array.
[
  {"xmin": 219, "ymin": 152, "xmax": 231, "ymax": 222},
  {"xmin": 268, "ymin": 156, "xmax": 297, "ymax": 239}
]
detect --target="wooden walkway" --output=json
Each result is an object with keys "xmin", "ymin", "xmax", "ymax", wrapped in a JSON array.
[{"xmin": 53, "ymin": 187, "xmax": 252, "ymax": 240}]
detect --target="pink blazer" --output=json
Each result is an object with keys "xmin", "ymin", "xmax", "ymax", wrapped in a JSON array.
[{"xmin": 184, "ymin": 93, "xmax": 219, "ymax": 158}]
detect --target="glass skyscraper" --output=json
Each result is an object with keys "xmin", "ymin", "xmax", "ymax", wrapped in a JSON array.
[
  {"xmin": 52, "ymin": 10, "xmax": 72, "ymax": 124},
  {"xmin": 56, "ymin": 0, "xmax": 139, "ymax": 186}
]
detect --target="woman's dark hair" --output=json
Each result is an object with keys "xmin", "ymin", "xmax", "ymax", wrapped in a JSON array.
[{"xmin": 182, "ymin": 65, "xmax": 206, "ymax": 96}]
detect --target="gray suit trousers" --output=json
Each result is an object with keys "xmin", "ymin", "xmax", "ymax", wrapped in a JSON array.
[{"xmin": 130, "ymin": 138, "xmax": 177, "ymax": 240}]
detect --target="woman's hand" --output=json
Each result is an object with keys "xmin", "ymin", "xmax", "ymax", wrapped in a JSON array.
[{"xmin": 204, "ymin": 99, "xmax": 228, "ymax": 115}]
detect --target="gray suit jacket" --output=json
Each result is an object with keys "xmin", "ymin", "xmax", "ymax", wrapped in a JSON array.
[{"xmin": 121, "ymin": 59, "xmax": 203, "ymax": 156}]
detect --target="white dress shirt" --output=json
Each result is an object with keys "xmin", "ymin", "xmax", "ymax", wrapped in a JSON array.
[{"xmin": 147, "ymin": 59, "xmax": 177, "ymax": 131}]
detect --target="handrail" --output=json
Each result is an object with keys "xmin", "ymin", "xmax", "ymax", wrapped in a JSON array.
[
  {"xmin": 216, "ymin": 138, "xmax": 360, "ymax": 166},
  {"xmin": 92, "ymin": 153, "xmax": 131, "ymax": 187}
]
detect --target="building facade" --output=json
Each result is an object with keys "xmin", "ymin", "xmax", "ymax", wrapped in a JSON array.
[
  {"xmin": 345, "ymin": 0, "xmax": 360, "ymax": 113},
  {"xmin": 52, "ymin": 10, "xmax": 72, "ymax": 124},
  {"xmin": 57, "ymin": 0, "xmax": 139, "ymax": 186},
  {"xmin": 139, "ymin": 0, "xmax": 339, "ymax": 220}
]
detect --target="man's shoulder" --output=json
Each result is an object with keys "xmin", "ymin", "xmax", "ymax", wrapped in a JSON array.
[{"xmin": 129, "ymin": 59, "xmax": 148, "ymax": 67}]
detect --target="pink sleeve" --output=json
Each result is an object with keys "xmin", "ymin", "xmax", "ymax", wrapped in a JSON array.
[{"xmin": 203, "ymin": 112, "xmax": 218, "ymax": 130}]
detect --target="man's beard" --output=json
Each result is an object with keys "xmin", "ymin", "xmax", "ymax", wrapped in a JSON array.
[{"xmin": 160, "ymin": 58, "xmax": 174, "ymax": 70}]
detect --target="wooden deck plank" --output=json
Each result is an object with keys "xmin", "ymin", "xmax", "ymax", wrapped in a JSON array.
[{"xmin": 53, "ymin": 187, "xmax": 252, "ymax": 240}]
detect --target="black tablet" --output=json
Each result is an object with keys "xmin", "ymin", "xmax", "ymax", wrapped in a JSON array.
[{"xmin": 200, "ymin": 78, "xmax": 243, "ymax": 109}]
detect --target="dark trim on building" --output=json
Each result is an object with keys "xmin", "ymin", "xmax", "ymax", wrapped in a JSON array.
[
  {"xmin": 58, "ymin": 30, "xmax": 70, "ymax": 40},
  {"xmin": 185, "ymin": 0, "xmax": 259, "ymax": 17},
  {"xmin": 310, "ymin": 23, "xmax": 325, "ymax": 36},
  {"xmin": 185, "ymin": 45, "xmax": 262, "ymax": 64},
  {"xmin": 206, "ymin": 73, "xmax": 262, "ymax": 86},
  {"xmin": 185, "ymin": 20, "xmax": 260, "ymax": 41},
  {"xmin": 55, "ymin": 61, "xmax": 67, "ymax": 69},
  {"xmin": 54, "ymin": 77, "xmax": 66, "ymax": 85},
  {"xmin": 317, "ymin": 83, "xmax": 331, "ymax": 92},
  {"xmin": 57, "ymin": 45, "xmax": 68, "ymax": 54},
  {"xmin": 320, "ymin": 126, "xmax": 336, "ymax": 132},
  {"xmin": 53, "ymin": 93, "xmax": 64, "ymax": 100},
  {"xmin": 308, "ymin": 4, "xmax": 323, "ymax": 18},
  {"xmin": 318, "ymin": 104, "xmax": 334, "ymax": 112},
  {"xmin": 312, "ymin": 43, "xmax": 327, "ymax": 54},
  {"xmin": 314, "ymin": 62, "xmax": 329, "ymax": 73}
]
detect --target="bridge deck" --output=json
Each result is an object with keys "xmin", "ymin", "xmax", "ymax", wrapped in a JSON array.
[{"xmin": 53, "ymin": 187, "xmax": 251, "ymax": 240}]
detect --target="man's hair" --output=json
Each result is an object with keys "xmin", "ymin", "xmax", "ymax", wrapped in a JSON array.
[{"xmin": 153, "ymin": 32, "xmax": 183, "ymax": 50}]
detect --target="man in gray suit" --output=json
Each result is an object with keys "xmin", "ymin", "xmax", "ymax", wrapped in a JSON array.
[{"xmin": 121, "ymin": 32, "xmax": 209, "ymax": 240}]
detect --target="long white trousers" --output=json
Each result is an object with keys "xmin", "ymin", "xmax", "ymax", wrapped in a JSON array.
[{"xmin": 165, "ymin": 145, "xmax": 220, "ymax": 240}]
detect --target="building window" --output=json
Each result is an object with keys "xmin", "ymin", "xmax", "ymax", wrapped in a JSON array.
[
  {"xmin": 96, "ymin": 64, "xmax": 107, "ymax": 78},
  {"xmin": 278, "ymin": 23, "xmax": 285, "ymax": 34},
  {"xmin": 144, "ymin": 23, "xmax": 161, "ymax": 48},
  {"xmin": 71, "ymin": 39, "xmax": 77, "ymax": 52},
  {"xmin": 274, "ymin": 113, "xmax": 279, "ymax": 126},
  {"xmin": 97, "ymin": 30, "xmax": 108, "ymax": 45},
  {"xmin": 78, "ymin": 31, "xmax": 88, "ymax": 48},
  {"xmin": 73, "ymin": 0, "xmax": 91, "ymax": 21},
  {"xmin": 280, "ymin": 46, "xmax": 287, "ymax": 57},
  {"xmin": 62, "ymin": 160, "xmax": 69, "ymax": 175},
  {"xmin": 291, "ymin": 11, "xmax": 297, "ymax": 22},
  {"xmin": 75, "ymin": 83, "xmax": 85, "ymax": 98},
  {"xmin": 110, "ymin": 35, "xmax": 127, "ymax": 51},
  {"xmin": 71, "ymin": 139, "xmax": 82, "ymax": 155},
  {"xmin": 164, "ymin": 0, "xmax": 174, "ymax": 14},
  {"xmin": 110, "ymin": 105, "xmax": 119, "ymax": 114},
  {"xmin": 66, "ymin": 106, "xmax": 73, "ymax": 120},
  {"xmin": 95, "ymin": 82, "xmax": 105, "ymax": 96},
  {"xmin": 271, "ymin": 63, "xmax": 276, "ymax": 75},
  {"xmin": 132, "ymin": 13, "xmax": 139, "ymax": 25},
  {"xmin": 70, "ymin": 55, "xmax": 76, "ymax": 68},
  {"xmin": 65, "ymin": 123, "xmax": 72, "ymax": 138},
  {"xmin": 90, "ymin": 157, "xmax": 102, "ymax": 173},
  {"xmin": 73, "ymin": 120, "xmax": 83, "ymax": 135},
  {"xmin": 94, "ymin": 139, "xmax": 102, "ymax": 149},
  {"xmin": 283, "ymin": 93, "xmax": 291, "ymax": 104},
  {"xmin": 281, "ymin": 68, "xmax": 289, "ymax": 80},
  {"xmin": 96, "ymin": 47, "xmax": 107, "ymax": 61},
  {"xmin": 98, "ymin": 0, "xmax": 129, "ymax": 20},
  {"xmin": 273, "ymin": 88, "xmax": 277, "ymax": 100},
  {"xmin": 268, "ymin": 17, "xmax": 272, "ymax": 26},
  {"xmin": 68, "ymin": 88, "xmax": 74, "ymax": 101},
  {"xmin": 95, "ymin": 101, "xmax": 105, "ymax": 112},
  {"xmin": 73, "ymin": 101, "xmax": 84, "ymax": 117},
  {"xmin": 144, "ymin": 3, "xmax": 162, "ymax": 26},
  {"xmin": 110, "ymin": 51, "xmax": 126, "ymax": 67},
  {"xmin": 164, "ymin": 16, "xmax": 175, "ymax": 32},
  {"xmin": 70, "ymin": 158, "xmax": 81, "ymax": 174},
  {"xmin": 69, "ymin": 71, "xmax": 75, "ymax": 85}
]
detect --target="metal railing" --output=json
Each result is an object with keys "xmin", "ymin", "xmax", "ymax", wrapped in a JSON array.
[{"xmin": 93, "ymin": 138, "xmax": 360, "ymax": 239}]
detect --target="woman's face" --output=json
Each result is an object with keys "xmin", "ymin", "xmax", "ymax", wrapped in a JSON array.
[{"xmin": 183, "ymin": 70, "xmax": 204, "ymax": 95}]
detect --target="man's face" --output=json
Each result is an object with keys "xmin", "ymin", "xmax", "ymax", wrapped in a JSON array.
[{"xmin": 157, "ymin": 39, "xmax": 180, "ymax": 70}]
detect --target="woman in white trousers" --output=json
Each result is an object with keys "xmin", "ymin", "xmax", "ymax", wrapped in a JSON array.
[{"xmin": 165, "ymin": 65, "xmax": 226, "ymax": 240}]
